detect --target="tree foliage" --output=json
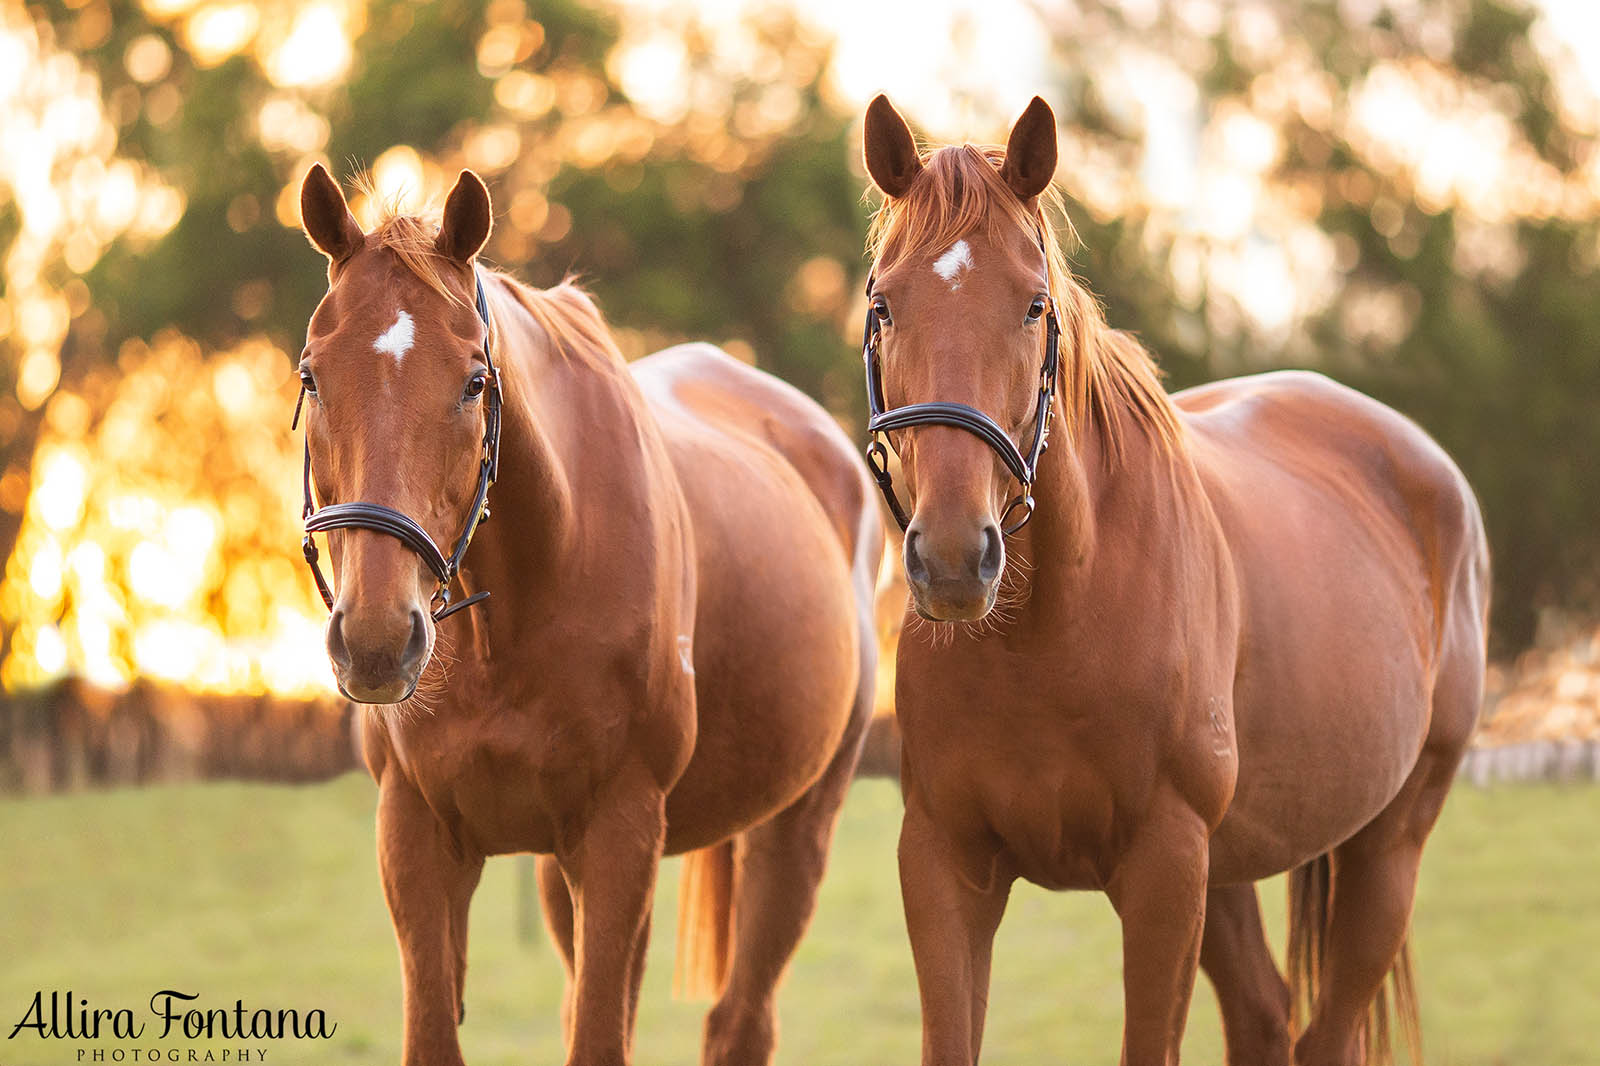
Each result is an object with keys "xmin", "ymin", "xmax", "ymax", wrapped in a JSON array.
[
  {"xmin": 4, "ymin": 0, "xmax": 1598, "ymax": 666},
  {"xmin": 1031, "ymin": 0, "xmax": 1600, "ymax": 650}
]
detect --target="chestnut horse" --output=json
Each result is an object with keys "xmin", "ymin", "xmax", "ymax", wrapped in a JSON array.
[
  {"xmin": 860, "ymin": 97, "xmax": 1488, "ymax": 1066},
  {"xmin": 295, "ymin": 164, "xmax": 881, "ymax": 1066}
]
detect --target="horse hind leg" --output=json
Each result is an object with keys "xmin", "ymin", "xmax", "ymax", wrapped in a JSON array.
[
  {"xmin": 698, "ymin": 773, "xmax": 848, "ymax": 1066},
  {"xmin": 537, "ymin": 854, "xmax": 577, "ymax": 1046},
  {"xmin": 699, "ymin": 622, "xmax": 875, "ymax": 1066},
  {"xmin": 1293, "ymin": 606, "xmax": 1482, "ymax": 1066},
  {"xmin": 1290, "ymin": 819, "xmax": 1426, "ymax": 1066},
  {"xmin": 1200, "ymin": 883, "xmax": 1292, "ymax": 1065}
]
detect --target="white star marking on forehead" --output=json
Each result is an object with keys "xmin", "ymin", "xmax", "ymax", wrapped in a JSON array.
[
  {"xmin": 932, "ymin": 240, "xmax": 974, "ymax": 290},
  {"xmin": 374, "ymin": 309, "xmax": 415, "ymax": 362}
]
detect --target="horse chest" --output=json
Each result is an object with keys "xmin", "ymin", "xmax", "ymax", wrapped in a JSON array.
[
  {"xmin": 383, "ymin": 730, "xmax": 576, "ymax": 856},
  {"xmin": 897, "ymin": 633, "xmax": 1235, "ymax": 890},
  {"xmin": 375, "ymin": 687, "xmax": 649, "ymax": 857},
  {"xmin": 899, "ymin": 692, "xmax": 1137, "ymax": 891}
]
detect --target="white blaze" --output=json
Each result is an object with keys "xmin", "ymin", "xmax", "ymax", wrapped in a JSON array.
[
  {"xmin": 932, "ymin": 240, "xmax": 974, "ymax": 289},
  {"xmin": 374, "ymin": 309, "xmax": 415, "ymax": 361}
]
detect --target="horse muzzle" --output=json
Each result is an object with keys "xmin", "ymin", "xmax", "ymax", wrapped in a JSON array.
[
  {"xmin": 327, "ymin": 606, "xmax": 431, "ymax": 704},
  {"xmin": 904, "ymin": 520, "xmax": 1003, "ymax": 622}
]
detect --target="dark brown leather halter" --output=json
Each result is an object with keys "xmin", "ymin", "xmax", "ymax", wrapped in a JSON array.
[
  {"xmin": 861, "ymin": 240, "xmax": 1061, "ymax": 535},
  {"xmin": 293, "ymin": 270, "xmax": 503, "ymax": 623}
]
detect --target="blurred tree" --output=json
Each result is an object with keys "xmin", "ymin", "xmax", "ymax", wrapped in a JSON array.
[
  {"xmin": 1030, "ymin": 0, "xmax": 1600, "ymax": 651},
  {"xmin": 6, "ymin": 0, "xmax": 1599, "ymax": 667},
  {"xmin": 4, "ymin": 0, "xmax": 872, "ymax": 692},
  {"xmin": 532, "ymin": 47, "xmax": 865, "ymax": 404},
  {"xmin": 43, "ymin": 0, "xmax": 866, "ymax": 385}
]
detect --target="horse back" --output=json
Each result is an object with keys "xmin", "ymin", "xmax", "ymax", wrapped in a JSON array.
[
  {"xmin": 632, "ymin": 343, "xmax": 881, "ymax": 579},
  {"xmin": 1179, "ymin": 369, "xmax": 1486, "ymax": 658}
]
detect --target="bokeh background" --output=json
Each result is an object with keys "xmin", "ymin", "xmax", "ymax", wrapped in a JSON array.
[{"xmin": 2, "ymin": 1, "xmax": 1598, "ymax": 1064}]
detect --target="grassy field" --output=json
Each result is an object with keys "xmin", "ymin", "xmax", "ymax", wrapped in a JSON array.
[{"xmin": 1, "ymin": 775, "xmax": 1596, "ymax": 1066}]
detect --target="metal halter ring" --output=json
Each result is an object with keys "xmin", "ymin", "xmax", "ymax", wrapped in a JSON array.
[{"xmin": 998, "ymin": 493, "xmax": 1036, "ymax": 534}]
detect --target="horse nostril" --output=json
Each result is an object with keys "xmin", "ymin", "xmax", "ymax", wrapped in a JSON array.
[
  {"xmin": 904, "ymin": 529, "xmax": 930, "ymax": 585},
  {"xmin": 327, "ymin": 610, "xmax": 352, "ymax": 671},
  {"xmin": 402, "ymin": 609, "xmax": 428, "ymax": 668},
  {"xmin": 977, "ymin": 523, "xmax": 1003, "ymax": 584}
]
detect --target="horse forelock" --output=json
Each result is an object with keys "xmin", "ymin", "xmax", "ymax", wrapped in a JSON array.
[
  {"xmin": 355, "ymin": 189, "xmax": 620, "ymax": 369},
  {"xmin": 346, "ymin": 173, "xmax": 473, "ymax": 310},
  {"xmin": 866, "ymin": 143, "xmax": 1183, "ymax": 464}
]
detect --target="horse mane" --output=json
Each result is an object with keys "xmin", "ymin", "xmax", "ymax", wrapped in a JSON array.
[
  {"xmin": 866, "ymin": 144, "xmax": 1183, "ymax": 463},
  {"xmin": 362, "ymin": 190, "xmax": 623, "ymax": 365}
]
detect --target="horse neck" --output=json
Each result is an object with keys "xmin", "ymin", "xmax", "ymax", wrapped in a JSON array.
[
  {"xmin": 1010, "ymin": 390, "xmax": 1197, "ymax": 630},
  {"xmin": 453, "ymin": 281, "xmax": 681, "ymax": 650}
]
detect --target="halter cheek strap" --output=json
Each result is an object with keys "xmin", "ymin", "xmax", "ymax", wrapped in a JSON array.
[
  {"xmin": 295, "ymin": 270, "xmax": 504, "ymax": 623},
  {"xmin": 861, "ymin": 239, "xmax": 1061, "ymax": 536}
]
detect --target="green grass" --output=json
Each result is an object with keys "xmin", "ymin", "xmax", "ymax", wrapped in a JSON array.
[{"xmin": 1, "ymin": 776, "xmax": 1595, "ymax": 1065}]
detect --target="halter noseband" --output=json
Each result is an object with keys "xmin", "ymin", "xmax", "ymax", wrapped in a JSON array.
[
  {"xmin": 861, "ymin": 235, "xmax": 1061, "ymax": 536},
  {"xmin": 294, "ymin": 270, "xmax": 504, "ymax": 623}
]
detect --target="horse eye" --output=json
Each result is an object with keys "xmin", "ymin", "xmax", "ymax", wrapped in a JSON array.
[
  {"xmin": 872, "ymin": 298, "xmax": 892, "ymax": 325},
  {"xmin": 299, "ymin": 368, "xmax": 317, "ymax": 394},
  {"xmin": 1027, "ymin": 296, "xmax": 1048, "ymax": 322},
  {"xmin": 463, "ymin": 372, "xmax": 487, "ymax": 400}
]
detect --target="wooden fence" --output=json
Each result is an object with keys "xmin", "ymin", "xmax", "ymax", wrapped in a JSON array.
[
  {"xmin": 0, "ymin": 678, "xmax": 358, "ymax": 794},
  {"xmin": 2, "ymin": 681, "xmax": 1593, "ymax": 795}
]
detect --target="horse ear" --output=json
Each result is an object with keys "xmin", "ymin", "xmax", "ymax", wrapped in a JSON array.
[
  {"xmin": 300, "ymin": 163, "xmax": 364, "ymax": 262},
  {"xmin": 864, "ymin": 94, "xmax": 923, "ymax": 198},
  {"xmin": 999, "ymin": 96, "xmax": 1058, "ymax": 202},
  {"xmin": 435, "ymin": 169, "xmax": 493, "ymax": 263}
]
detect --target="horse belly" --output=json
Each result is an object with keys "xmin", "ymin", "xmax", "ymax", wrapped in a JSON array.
[
  {"xmin": 661, "ymin": 467, "xmax": 864, "ymax": 853},
  {"xmin": 1208, "ymin": 574, "xmax": 1434, "ymax": 883}
]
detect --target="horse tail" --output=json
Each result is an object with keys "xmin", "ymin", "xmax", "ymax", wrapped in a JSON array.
[
  {"xmin": 1286, "ymin": 855, "xmax": 1329, "ymax": 1040},
  {"xmin": 673, "ymin": 838, "xmax": 735, "ymax": 1000},
  {"xmin": 1287, "ymin": 855, "xmax": 1423, "ymax": 1066}
]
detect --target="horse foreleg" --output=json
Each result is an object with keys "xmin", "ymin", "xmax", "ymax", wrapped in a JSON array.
[
  {"xmin": 378, "ymin": 776, "xmax": 484, "ymax": 1066},
  {"xmin": 560, "ymin": 757, "xmax": 667, "ymax": 1066},
  {"xmin": 900, "ymin": 797, "xmax": 1014, "ymax": 1066},
  {"xmin": 1107, "ymin": 801, "xmax": 1210, "ymax": 1066},
  {"xmin": 627, "ymin": 909, "xmax": 651, "ymax": 1049},
  {"xmin": 448, "ymin": 843, "xmax": 484, "ymax": 1027},
  {"xmin": 541, "ymin": 851, "xmax": 645, "ymax": 1053},
  {"xmin": 1200, "ymin": 883, "xmax": 1291, "ymax": 1066}
]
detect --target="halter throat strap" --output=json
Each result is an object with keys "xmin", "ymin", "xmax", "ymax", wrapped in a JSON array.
[{"xmin": 296, "ymin": 269, "xmax": 504, "ymax": 623}]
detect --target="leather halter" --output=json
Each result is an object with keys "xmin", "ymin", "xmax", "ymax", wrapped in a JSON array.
[
  {"xmin": 861, "ymin": 237, "xmax": 1061, "ymax": 536},
  {"xmin": 294, "ymin": 270, "xmax": 503, "ymax": 623}
]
